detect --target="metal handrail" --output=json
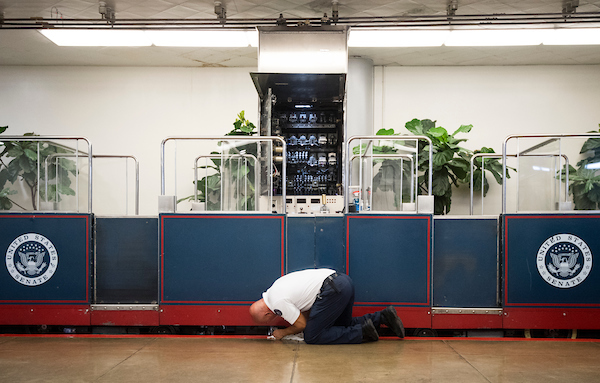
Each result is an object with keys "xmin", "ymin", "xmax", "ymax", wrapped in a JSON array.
[
  {"xmin": 470, "ymin": 153, "xmax": 569, "ymax": 215},
  {"xmin": 0, "ymin": 136, "xmax": 92, "ymax": 213},
  {"xmin": 160, "ymin": 136, "xmax": 286, "ymax": 213},
  {"xmin": 502, "ymin": 133, "xmax": 600, "ymax": 213},
  {"xmin": 345, "ymin": 135, "xmax": 432, "ymax": 213},
  {"xmin": 350, "ymin": 153, "xmax": 415, "ymax": 204},
  {"xmin": 44, "ymin": 153, "xmax": 139, "ymax": 215}
]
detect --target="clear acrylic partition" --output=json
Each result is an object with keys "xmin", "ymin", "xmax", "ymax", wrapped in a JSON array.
[
  {"xmin": 0, "ymin": 136, "xmax": 92, "ymax": 213},
  {"xmin": 44, "ymin": 154, "xmax": 139, "ymax": 215},
  {"xmin": 471, "ymin": 152, "xmax": 567, "ymax": 215},
  {"xmin": 502, "ymin": 133, "xmax": 600, "ymax": 214},
  {"xmin": 161, "ymin": 136, "xmax": 286, "ymax": 213},
  {"xmin": 345, "ymin": 135, "xmax": 432, "ymax": 213}
]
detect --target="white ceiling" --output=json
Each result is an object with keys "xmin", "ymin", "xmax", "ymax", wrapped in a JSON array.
[{"xmin": 1, "ymin": 0, "xmax": 600, "ymax": 66}]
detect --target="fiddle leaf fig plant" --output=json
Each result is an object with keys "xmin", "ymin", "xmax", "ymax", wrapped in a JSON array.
[
  {"xmin": 358, "ymin": 119, "xmax": 512, "ymax": 215},
  {"xmin": 560, "ymin": 127, "xmax": 600, "ymax": 210},
  {"xmin": 471, "ymin": 147, "xmax": 508, "ymax": 197},
  {"xmin": 0, "ymin": 127, "xmax": 77, "ymax": 211},
  {"xmin": 404, "ymin": 118, "xmax": 472, "ymax": 215},
  {"xmin": 179, "ymin": 111, "xmax": 258, "ymax": 210}
]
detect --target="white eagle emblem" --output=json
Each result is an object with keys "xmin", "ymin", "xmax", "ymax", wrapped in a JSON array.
[
  {"xmin": 16, "ymin": 251, "xmax": 47, "ymax": 276},
  {"xmin": 547, "ymin": 252, "xmax": 580, "ymax": 278},
  {"xmin": 5, "ymin": 233, "xmax": 58, "ymax": 286},
  {"xmin": 537, "ymin": 234, "xmax": 592, "ymax": 289}
]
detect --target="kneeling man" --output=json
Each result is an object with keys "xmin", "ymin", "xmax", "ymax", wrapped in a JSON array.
[{"xmin": 249, "ymin": 268, "xmax": 405, "ymax": 344}]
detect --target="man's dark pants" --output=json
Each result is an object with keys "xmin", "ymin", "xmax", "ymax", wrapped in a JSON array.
[{"xmin": 304, "ymin": 273, "xmax": 381, "ymax": 344}]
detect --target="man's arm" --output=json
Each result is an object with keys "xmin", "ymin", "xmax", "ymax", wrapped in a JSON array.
[{"xmin": 272, "ymin": 311, "xmax": 308, "ymax": 340}]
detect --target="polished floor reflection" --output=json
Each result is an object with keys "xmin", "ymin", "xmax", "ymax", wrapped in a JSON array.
[{"xmin": 1, "ymin": 335, "xmax": 599, "ymax": 382}]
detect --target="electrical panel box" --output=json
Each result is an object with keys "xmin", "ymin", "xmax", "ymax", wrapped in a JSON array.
[{"xmin": 250, "ymin": 73, "xmax": 346, "ymax": 199}]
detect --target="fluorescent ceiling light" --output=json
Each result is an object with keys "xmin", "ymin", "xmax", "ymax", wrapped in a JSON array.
[
  {"xmin": 40, "ymin": 27, "xmax": 600, "ymax": 48},
  {"xmin": 348, "ymin": 28, "xmax": 600, "ymax": 47},
  {"xmin": 146, "ymin": 30, "xmax": 257, "ymax": 47},
  {"xmin": 543, "ymin": 28, "xmax": 600, "ymax": 45},
  {"xmin": 348, "ymin": 30, "xmax": 449, "ymax": 47},
  {"xmin": 40, "ymin": 29, "xmax": 258, "ymax": 47},
  {"xmin": 444, "ymin": 29, "xmax": 546, "ymax": 46},
  {"xmin": 40, "ymin": 29, "xmax": 151, "ymax": 46}
]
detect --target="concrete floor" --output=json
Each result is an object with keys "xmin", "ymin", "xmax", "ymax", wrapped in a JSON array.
[{"xmin": 1, "ymin": 335, "xmax": 600, "ymax": 382}]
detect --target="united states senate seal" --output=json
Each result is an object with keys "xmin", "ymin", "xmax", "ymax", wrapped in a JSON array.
[
  {"xmin": 5, "ymin": 233, "xmax": 58, "ymax": 286},
  {"xmin": 537, "ymin": 234, "xmax": 592, "ymax": 289}
]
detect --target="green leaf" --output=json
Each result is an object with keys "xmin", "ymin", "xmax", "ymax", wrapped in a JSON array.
[
  {"xmin": 587, "ymin": 185, "xmax": 600, "ymax": 202},
  {"xmin": 432, "ymin": 149, "xmax": 454, "ymax": 167},
  {"xmin": 7, "ymin": 146, "xmax": 23, "ymax": 157},
  {"xmin": 422, "ymin": 119, "xmax": 436, "ymax": 131},
  {"xmin": 477, "ymin": 147, "xmax": 496, "ymax": 154},
  {"xmin": 452, "ymin": 124, "xmax": 473, "ymax": 136},
  {"xmin": 376, "ymin": 128, "xmax": 395, "ymax": 136},
  {"xmin": 57, "ymin": 184, "xmax": 76, "ymax": 196},
  {"xmin": 580, "ymin": 137, "xmax": 600, "ymax": 154},
  {"xmin": 405, "ymin": 119, "xmax": 424, "ymax": 135},
  {"xmin": 432, "ymin": 169, "xmax": 451, "ymax": 196},
  {"xmin": 240, "ymin": 124, "xmax": 254, "ymax": 133},
  {"xmin": 428, "ymin": 126, "xmax": 448, "ymax": 139},
  {"xmin": 0, "ymin": 187, "xmax": 17, "ymax": 197},
  {"xmin": 24, "ymin": 148, "xmax": 38, "ymax": 161},
  {"xmin": 447, "ymin": 163, "xmax": 468, "ymax": 181},
  {"xmin": 0, "ymin": 126, "xmax": 8, "ymax": 134}
]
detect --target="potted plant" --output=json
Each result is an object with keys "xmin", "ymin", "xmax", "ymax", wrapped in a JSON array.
[
  {"xmin": 560, "ymin": 126, "xmax": 600, "ymax": 210},
  {"xmin": 0, "ymin": 126, "xmax": 77, "ymax": 210},
  {"xmin": 179, "ymin": 111, "xmax": 258, "ymax": 210},
  {"xmin": 357, "ymin": 119, "xmax": 511, "ymax": 215}
]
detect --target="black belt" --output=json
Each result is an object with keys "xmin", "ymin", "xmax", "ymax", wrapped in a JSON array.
[{"xmin": 322, "ymin": 272, "xmax": 340, "ymax": 294}]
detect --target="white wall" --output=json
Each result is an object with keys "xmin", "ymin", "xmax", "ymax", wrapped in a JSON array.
[
  {"xmin": 1, "ymin": 64, "xmax": 599, "ymax": 215},
  {"xmin": 375, "ymin": 65, "xmax": 600, "ymax": 215},
  {"xmin": 0, "ymin": 66, "xmax": 259, "ymax": 215}
]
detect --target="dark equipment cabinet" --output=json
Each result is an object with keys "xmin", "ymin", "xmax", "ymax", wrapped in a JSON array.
[{"xmin": 251, "ymin": 73, "xmax": 346, "ymax": 197}]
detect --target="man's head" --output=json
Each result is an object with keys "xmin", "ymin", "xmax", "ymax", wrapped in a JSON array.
[{"xmin": 249, "ymin": 298, "xmax": 276, "ymax": 324}]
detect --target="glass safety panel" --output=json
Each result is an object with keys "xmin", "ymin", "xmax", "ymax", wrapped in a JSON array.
[
  {"xmin": 348, "ymin": 136, "xmax": 427, "ymax": 213},
  {"xmin": 162, "ymin": 136, "xmax": 284, "ymax": 213},
  {"xmin": 0, "ymin": 136, "xmax": 92, "ymax": 213},
  {"xmin": 502, "ymin": 134, "xmax": 600, "ymax": 213}
]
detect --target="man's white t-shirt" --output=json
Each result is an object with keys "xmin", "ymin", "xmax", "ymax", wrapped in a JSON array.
[{"xmin": 262, "ymin": 268, "xmax": 336, "ymax": 325}]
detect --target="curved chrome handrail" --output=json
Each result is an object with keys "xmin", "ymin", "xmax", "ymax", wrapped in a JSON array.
[
  {"xmin": 502, "ymin": 133, "xmax": 600, "ymax": 213},
  {"xmin": 160, "ymin": 136, "xmax": 286, "ymax": 213},
  {"xmin": 45, "ymin": 153, "xmax": 139, "ymax": 215},
  {"xmin": 0, "ymin": 136, "xmax": 92, "ymax": 213},
  {"xmin": 345, "ymin": 135, "xmax": 433, "ymax": 213}
]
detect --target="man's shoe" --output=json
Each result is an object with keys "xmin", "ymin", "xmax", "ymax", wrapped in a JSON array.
[
  {"xmin": 361, "ymin": 318, "xmax": 379, "ymax": 343},
  {"xmin": 380, "ymin": 306, "xmax": 405, "ymax": 338}
]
